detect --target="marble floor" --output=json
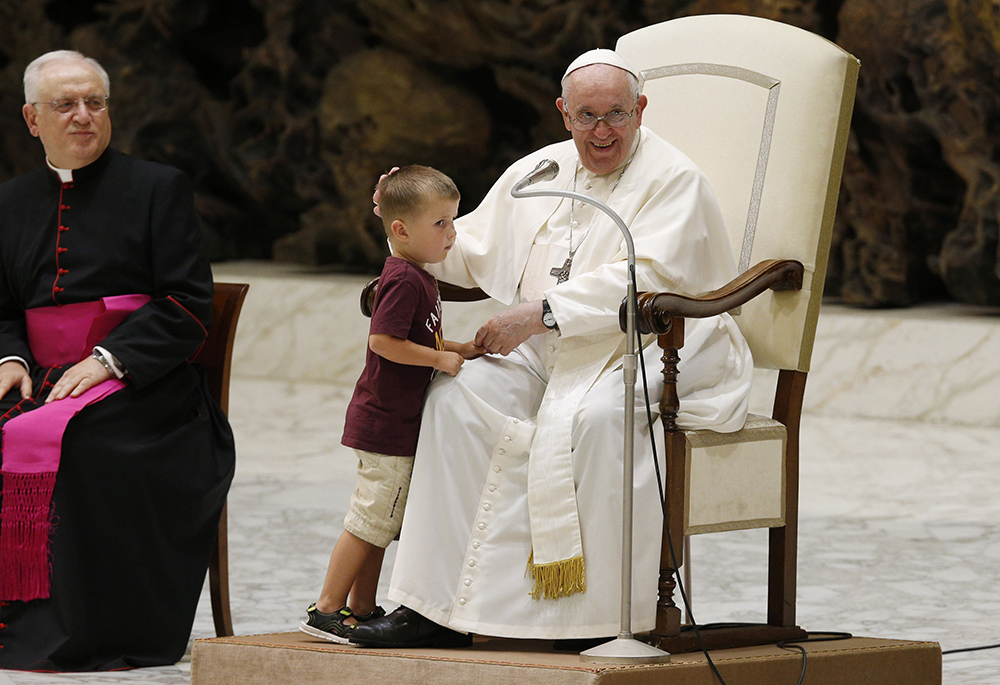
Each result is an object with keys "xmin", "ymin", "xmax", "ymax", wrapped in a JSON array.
[{"xmin": 2, "ymin": 267, "xmax": 998, "ymax": 684}]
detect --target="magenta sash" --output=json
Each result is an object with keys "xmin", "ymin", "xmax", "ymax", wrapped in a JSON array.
[{"xmin": 0, "ymin": 294, "xmax": 150, "ymax": 601}]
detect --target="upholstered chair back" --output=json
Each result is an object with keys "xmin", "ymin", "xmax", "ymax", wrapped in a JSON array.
[{"xmin": 618, "ymin": 15, "xmax": 859, "ymax": 372}]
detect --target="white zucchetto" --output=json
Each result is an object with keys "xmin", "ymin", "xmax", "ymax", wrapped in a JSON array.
[{"xmin": 562, "ymin": 48, "xmax": 642, "ymax": 84}]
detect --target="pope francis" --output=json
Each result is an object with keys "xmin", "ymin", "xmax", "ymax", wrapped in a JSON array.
[{"xmin": 351, "ymin": 48, "xmax": 753, "ymax": 648}]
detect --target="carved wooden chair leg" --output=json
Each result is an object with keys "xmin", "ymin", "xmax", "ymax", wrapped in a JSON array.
[
  {"xmin": 210, "ymin": 502, "xmax": 234, "ymax": 637},
  {"xmin": 653, "ymin": 318, "xmax": 686, "ymax": 640},
  {"xmin": 768, "ymin": 369, "xmax": 806, "ymax": 627}
]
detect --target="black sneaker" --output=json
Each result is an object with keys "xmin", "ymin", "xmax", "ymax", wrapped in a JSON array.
[{"xmin": 299, "ymin": 604, "xmax": 385, "ymax": 644}]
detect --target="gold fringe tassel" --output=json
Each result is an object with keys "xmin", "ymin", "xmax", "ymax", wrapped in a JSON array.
[{"xmin": 525, "ymin": 550, "xmax": 586, "ymax": 600}]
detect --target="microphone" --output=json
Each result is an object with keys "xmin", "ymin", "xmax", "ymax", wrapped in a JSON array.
[{"xmin": 513, "ymin": 159, "xmax": 559, "ymax": 192}]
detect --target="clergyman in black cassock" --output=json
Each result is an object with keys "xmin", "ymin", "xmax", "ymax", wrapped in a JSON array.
[{"xmin": 0, "ymin": 49, "xmax": 235, "ymax": 671}]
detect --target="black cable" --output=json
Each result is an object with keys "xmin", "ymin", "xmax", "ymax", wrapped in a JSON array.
[
  {"xmin": 776, "ymin": 632, "xmax": 853, "ymax": 685},
  {"xmin": 942, "ymin": 643, "xmax": 1000, "ymax": 655}
]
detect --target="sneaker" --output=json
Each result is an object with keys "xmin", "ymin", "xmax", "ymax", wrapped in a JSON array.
[
  {"xmin": 299, "ymin": 603, "xmax": 385, "ymax": 644},
  {"xmin": 354, "ymin": 606, "xmax": 387, "ymax": 622}
]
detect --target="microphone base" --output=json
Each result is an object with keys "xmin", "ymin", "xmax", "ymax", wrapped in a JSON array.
[{"xmin": 579, "ymin": 636, "xmax": 672, "ymax": 664}]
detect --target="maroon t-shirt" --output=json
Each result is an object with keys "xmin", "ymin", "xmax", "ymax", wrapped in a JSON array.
[{"xmin": 342, "ymin": 256, "xmax": 444, "ymax": 456}]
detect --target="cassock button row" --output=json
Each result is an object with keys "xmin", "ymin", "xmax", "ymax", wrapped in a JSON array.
[
  {"xmin": 488, "ymin": 485, "xmax": 496, "ymax": 492},
  {"xmin": 483, "ymin": 503, "xmax": 491, "ymax": 511},
  {"xmin": 459, "ymin": 598, "xmax": 467, "ymax": 605},
  {"xmin": 464, "ymin": 579, "xmax": 472, "ymax": 586},
  {"xmin": 503, "ymin": 435, "xmax": 512, "ymax": 442},
  {"xmin": 478, "ymin": 523, "xmax": 486, "ymax": 530},
  {"xmin": 472, "ymin": 541, "xmax": 481, "ymax": 549},
  {"xmin": 468, "ymin": 560, "xmax": 476, "ymax": 567},
  {"xmin": 493, "ymin": 466, "xmax": 501, "ymax": 473},
  {"xmin": 497, "ymin": 448, "xmax": 506, "ymax": 455}
]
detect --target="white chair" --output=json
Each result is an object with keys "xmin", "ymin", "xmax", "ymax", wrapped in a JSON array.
[{"xmin": 615, "ymin": 14, "xmax": 859, "ymax": 651}]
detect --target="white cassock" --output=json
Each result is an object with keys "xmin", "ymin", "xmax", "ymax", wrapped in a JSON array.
[{"xmin": 388, "ymin": 127, "xmax": 753, "ymax": 639}]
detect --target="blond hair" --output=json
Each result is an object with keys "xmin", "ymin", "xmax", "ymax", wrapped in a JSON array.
[{"xmin": 377, "ymin": 165, "xmax": 459, "ymax": 234}]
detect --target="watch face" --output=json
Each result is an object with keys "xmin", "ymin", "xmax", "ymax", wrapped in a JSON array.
[{"xmin": 543, "ymin": 311, "xmax": 556, "ymax": 328}]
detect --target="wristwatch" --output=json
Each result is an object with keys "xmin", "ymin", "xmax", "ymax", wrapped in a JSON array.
[{"xmin": 541, "ymin": 299, "xmax": 558, "ymax": 331}]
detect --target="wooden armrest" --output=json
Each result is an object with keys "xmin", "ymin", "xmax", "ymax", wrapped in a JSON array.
[
  {"xmin": 621, "ymin": 259, "xmax": 804, "ymax": 335},
  {"xmin": 440, "ymin": 282, "xmax": 490, "ymax": 303},
  {"xmin": 361, "ymin": 277, "xmax": 489, "ymax": 317}
]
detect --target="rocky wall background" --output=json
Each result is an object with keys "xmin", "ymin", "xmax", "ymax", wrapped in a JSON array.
[{"xmin": 0, "ymin": 0, "xmax": 997, "ymax": 307}]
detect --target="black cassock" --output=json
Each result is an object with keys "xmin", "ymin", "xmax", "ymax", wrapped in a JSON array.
[{"xmin": 0, "ymin": 148, "xmax": 235, "ymax": 670}]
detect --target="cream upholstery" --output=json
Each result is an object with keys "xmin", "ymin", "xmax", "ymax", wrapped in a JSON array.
[
  {"xmin": 619, "ymin": 14, "xmax": 858, "ymax": 371},
  {"xmin": 685, "ymin": 414, "xmax": 786, "ymax": 535},
  {"xmin": 616, "ymin": 15, "xmax": 859, "ymax": 648}
]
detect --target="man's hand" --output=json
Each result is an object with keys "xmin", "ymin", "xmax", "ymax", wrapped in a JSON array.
[
  {"xmin": 372, "ymin": 167, "xmax": 400, "ymax": 217},
  {"xmin": 475, "ymin": 301, "xmax": 548, "ymax": 356},
  {"xmin": 45, "ymin": 356, "xmax": 113, "ymax": 404},
  {"xmin": 0, "ymin": 360, "xmax": 32, "ymax": 400}
]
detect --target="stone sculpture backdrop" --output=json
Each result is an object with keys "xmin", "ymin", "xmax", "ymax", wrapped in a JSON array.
[{"xmin": 1, "ymin": 0, "xmax": 997, "ymax": 307}]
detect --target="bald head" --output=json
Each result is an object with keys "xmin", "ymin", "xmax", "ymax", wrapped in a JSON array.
[{"xmin": 24, "ymin": 50, "xmax": 110, "ymax": 104}]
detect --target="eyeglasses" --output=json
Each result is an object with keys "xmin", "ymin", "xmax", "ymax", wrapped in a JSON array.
[
  {"xmin": 32, "ymin": 95, "xmax": 109, "ymax": 115},
  {"xmin": 566, "ymin": 106, "xmax": 635, "ymax": 131}
]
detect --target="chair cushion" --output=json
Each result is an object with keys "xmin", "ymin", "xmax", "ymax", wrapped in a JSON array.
[{"xmin": 683, "ymin": 413, "xmax": 786, "ymax": 535}]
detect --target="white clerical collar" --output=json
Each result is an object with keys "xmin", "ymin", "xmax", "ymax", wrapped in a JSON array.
[{"xmin": 46, "ymin": 159, "xmax": 75, "ymax": 183}]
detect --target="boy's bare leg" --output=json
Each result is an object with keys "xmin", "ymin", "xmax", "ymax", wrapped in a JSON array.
[
  {"xmin": 315, "ymin": 530, "xmax": 378, "ymax": 615},
  {"xmin": 348, "ymin": 545, "xmax": 386, "ymax": 617}
]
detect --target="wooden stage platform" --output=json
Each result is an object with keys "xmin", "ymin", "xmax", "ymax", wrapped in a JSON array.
[{"xmin": 191, "ymin": 631, "xmax": 941, "ymax": 684}]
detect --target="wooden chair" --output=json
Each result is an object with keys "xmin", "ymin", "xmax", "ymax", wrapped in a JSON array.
[
  {"xmin": 192, "ymin": 281, "xmax": 250, "ymax": 638},
  {"xmin": 614, "ymin": 15, "xmax": 859, "ymax": 651}
]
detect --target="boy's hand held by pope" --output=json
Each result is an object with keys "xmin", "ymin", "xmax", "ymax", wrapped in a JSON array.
[{"xmin": 458, "ymin": 340, "xmax": 487, "ymax": 360}]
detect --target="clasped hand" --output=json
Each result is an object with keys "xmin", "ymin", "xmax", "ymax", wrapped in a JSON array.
[
  {"xmin": 475, "ymin": 301, "xmax": 548, "ymax": 356},
  {"xmin": 434, "ymin": 340, "xmax": 484, "ymax": 377}
]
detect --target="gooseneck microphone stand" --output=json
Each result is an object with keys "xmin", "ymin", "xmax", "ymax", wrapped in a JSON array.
[{"xmin": 511, "ymin": 160, "xmax": 671, "ymax": 664}]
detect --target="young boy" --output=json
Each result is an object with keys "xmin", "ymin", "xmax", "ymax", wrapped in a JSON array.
[{"xmin": 300, "ymin": 165, "xmax": 481, "ymax": 643}]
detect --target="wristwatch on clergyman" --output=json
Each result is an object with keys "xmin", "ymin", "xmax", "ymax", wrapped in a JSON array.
[{"xmin": 541, "ymin": 299, "xmax": 558, "ymax": 330}]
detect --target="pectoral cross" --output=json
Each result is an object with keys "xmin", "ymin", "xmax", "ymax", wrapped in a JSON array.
[{"xmin": 550, "ymin": 257, "xmax": 572, "ymax": 284}]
